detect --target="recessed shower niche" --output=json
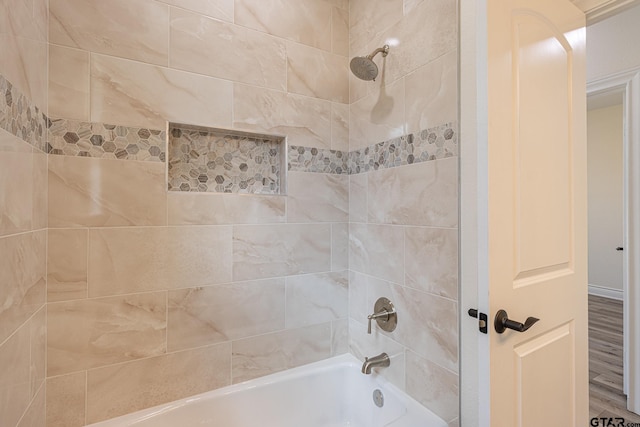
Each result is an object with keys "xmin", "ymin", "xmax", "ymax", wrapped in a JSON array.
[{"xmin": 167, "ymin": 123, "xmax": 287, "ymax": 195}]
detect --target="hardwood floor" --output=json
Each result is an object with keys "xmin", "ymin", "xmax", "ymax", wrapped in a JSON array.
[{"xmin": 589, "ymin": 295, "xmax": 640, "ymax": 423}]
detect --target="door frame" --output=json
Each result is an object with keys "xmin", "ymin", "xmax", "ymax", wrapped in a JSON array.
[{"xmin": 587, "ymin": 68, "xmax": 640, "ymax": 413}]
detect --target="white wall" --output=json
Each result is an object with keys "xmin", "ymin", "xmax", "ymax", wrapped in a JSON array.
[
  {"xmin": 587, "ymin": 104, "xmax": 624, "ymax": 291},
  {"xmin": 587, "ymin": 3, "xmax": 640, "ymax": 81}
]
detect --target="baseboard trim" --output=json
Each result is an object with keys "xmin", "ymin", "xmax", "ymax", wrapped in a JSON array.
[{"xmin": 588, "ymin": 284, "xmax": 624, "ymax": 300}]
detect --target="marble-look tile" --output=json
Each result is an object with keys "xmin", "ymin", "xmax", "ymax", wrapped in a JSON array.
[
  {"xmin": 406, "ymin": 350, "xmax": 458, "ymax": 422},
  {"xmin": 331, "ymin": 223, "xmax": 349, "ymax": 272},
  {"xmin": 0, "ymin": 130, "xmax": 34, "ymax": 236},
  {"xmin": 88, "ymin": 226, "xmax": 232, "ymax": 297},
  {"xmin": 91, "ymin": 54, "xmax": 233, "ymax": 130},
  {"xmin": 31, "ymin": 152, "xmax": 47, "ymax": 231},
  {"xmin": 286, "ymin": 42, "xmax": 348, "ymax": 103},
  {"xmin": 29, "ymin": 307, "xmax": 46, "ymax": 400},
  {"xmin": 285, "ymin": 271, "xmax": 348, "ymax": 328},
  {"xmin": 288, "ymin": 145, "xmax": 349, "ymax": 175},
  {"xmin": 0, "ymin": 34, "xmax": 48, "ymax": 113},
  {"xmin": 331, "ymin": 318, "xmax": 348, "ymax": 356},
  {"xmin": 287, "ymin": 171, "xmax": 348, "ymax": 223},
  {"xmin": 47, "ymin": 292, "xmax": 167, "ymax": 377},
  {"xmin": 323, "ymin": 0, "xmax": 349, "ymax": 9},
  {"xmin": 349, "ymin": 78, "xmax": 406, "ymax": 151},
  {"xmin": 405, "ymin": 227, "xmax": 458, "ymax": 300},
  {"xmin": 17, "ymin": 382, "xmax": 45, "ymax": 427},
  {"xmin": 235, "ymin": 0, "xmax": 332, "ymax": 51},
  {"xmin": 49, "ymin": 0, "xmax": 169, "ymax": 66},
  {"xmin": 367, "ymin": 158, "xmax": 458, "ymax": 227},
  {"xmin": 48, "ymin": 45, "xmax": 90, "ymax": 121},
  {"xmin": 349, "ymin": 173, "xmax": 368, "ymax": 223},
  {"xmin": 405, "ymin": 50, "xmax": 457, "ymax": 134},
  {"xmin": 348, "ymin": 318, "xmax": 405, "ymax": 390},
  {"xmin": 369, "ymin": 0, "xmax": 457, "ymax": 86},
  {"xmin": 348, "ymin": 270, "xmax": 370, "ymax": 324},
  {"xmin": 232, "ymin": 224, "xmax": 331, "ymax": 281},
  {"xmin": 349, "ymin": 0, "xmax": 403, "ymax": 53},
  {"xmin": 167, "ymin": 279, "xmax": 285, "ymax": 352},
  {"xmin": 48, "ymin": 156, "xmax": 167, "ymax": 228},
  {"xmin": 368, "ymin": 281, "xmax": 458, "ymax": 373},
  {"xmin": 86, "ymin": 343, "xmax": 231, "ymax": 424},
  {"xmin": 234, "ymin": 83, "xmax": 331, "ymax": 149},
  {"xmin": 170, "ymin": 8, "xmax": 286, "ymax": 90},
  {"xmin": 404, "ymin": 0, "xmax": 425, "ymax": 14},
  {"xmin": 232, "ymin": 323, "xmax": 331, "ymax": 383},
  {"xmin": 349, "ymin": 223, "xmax": 404, "ymax": 284},
  {"xmin": 331, "ymin": 7, "xmax": 349, "ymax": 57},
  {"xmin": 0, "ymin": 231, "xmax": 46, "ymax": 344},
  {"xmin": 168, "ymin": 193, "xmax": 286, "ymax": 225},
  {"xmin": 448, "ymin": 418, "xmax": 460, "ymax": 427},
  {"xmin": 47, "ymin": 229, "xmax": 88, "ymax": 302},
  {"xmin": 46, "ymin": 372, "xmax": 86, "ymax": 427},
  {"xmin": 156, "ymin": 0, "xmax": 234, "ymax": 22},
  {"xmin": 0, "ymin": 321, "xmax": 31, "ymax": 427},
  {"xmin": 331, "ymin": 103, "xmax": 349, "ymax": 151}
]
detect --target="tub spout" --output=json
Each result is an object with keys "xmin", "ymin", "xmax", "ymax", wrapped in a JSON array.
[{"xmin": 361, "ymin": 352, "xmax": 390, "ymax": 374}]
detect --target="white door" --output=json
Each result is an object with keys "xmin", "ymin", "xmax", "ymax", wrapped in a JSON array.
[{"xmin": 484, "ymin": 0, "xmax": 588, "ymax": 425}]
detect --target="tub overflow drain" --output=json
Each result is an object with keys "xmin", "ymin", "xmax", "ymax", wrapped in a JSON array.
[{"xmin": 373, "ymin": 389, "xmax": 384, "ymax": 407}]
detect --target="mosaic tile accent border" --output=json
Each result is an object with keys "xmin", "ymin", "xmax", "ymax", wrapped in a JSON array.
[
  {"xmin": 288, "ymin": 146, "xmax": 349, "ymax": 174},
  {"xmin": 0, "ymin": 73, "xmax": 47, "ymax": 152},
  {"xmin": 168, "ymin": 124, "xmax": 284, "ymax": 194},
  {"xmin": 348, "ymin": 122, "xmax": 457, "ymax": 175},
  {"xmin": 47, "ymin": 118, "xmax": 166, "ymax": 162}
]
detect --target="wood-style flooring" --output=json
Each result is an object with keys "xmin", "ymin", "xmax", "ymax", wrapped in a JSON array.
[{"xmin": 589, "ymin": 295, "xmax": 640, "ymax": 423}]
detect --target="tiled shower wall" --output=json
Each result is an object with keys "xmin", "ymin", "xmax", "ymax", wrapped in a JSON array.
[
  {"xmin": 347, "ymin": 1, "xmax": 459, "ymax": 426},
  {"xmin": 45, "ymin": 0, "xmax": 350, "ymax": 425},
  {"xmin": 0, "ymin": 0, "xmax": 49, "ymax": 426}
]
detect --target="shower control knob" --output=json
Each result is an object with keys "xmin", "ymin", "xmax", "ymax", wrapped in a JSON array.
[{"xmin": 367, "ymin": 297, "xmax": 397, "ymax": 334}]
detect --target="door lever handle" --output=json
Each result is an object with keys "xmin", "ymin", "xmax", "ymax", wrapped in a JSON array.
[{"xmin": 494, "ymin": 309, "xmax": 539, "ymax": 334}]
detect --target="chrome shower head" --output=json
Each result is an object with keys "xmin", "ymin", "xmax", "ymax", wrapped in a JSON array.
[{"xmin": 350, "ymin": 45, "xmax": 390, "ymax": 81}]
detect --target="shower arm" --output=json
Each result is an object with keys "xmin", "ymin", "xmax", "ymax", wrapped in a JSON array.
[{"xmin": 367, "ymin": 45, "xmax": 390, "ymax": 60}]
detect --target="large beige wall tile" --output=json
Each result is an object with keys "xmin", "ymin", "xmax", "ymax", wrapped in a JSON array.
[
  {"xmin": 49, "ymin": 0, "xmax": 169, "ymax": 66},
  {"xmin": 47, "ymin": 292, "xmax": 167, "ymax": 377},
  {"xmin": 29, "ymin": 307, "xmax": 46, "ymax": 400},
  {"xmin": 349, "ymin": 223, "xmax": 404, "ymax": 284},
  {"xmin": 48, "ymin": 44, "xmax": 89, "ymax": 121},
  {"xmin": 349, "ymin": 0, "xmax": 402, "ymax": 53},
  {"xmin": 349, "ymin": 174, "xmax": 368, "ymax": 223},
  {"xmin": 89, "ymin": 226, "xmax": 232, "ymax": 297},
  {"xmin": 235, "ymin": 0, "xmax": 332, "ymax": 51},
  {"xmin": 405, "ymin": 50, "xmax": 457, "ymax": 133},
  {"xmin": 31, "ymin": 152, "xmax": 47, "ymax": 231},
  {"xmin": 406, "ymin": 350, "xmax": 458, "ymax": 423},
  {"xmin": 331, "ymin": 223, "xmax": 349, "ymax": 271},
  {"xmin": 370, "ymin": 0, "xmax": 457, "ymax": 85},
  {"xmin": 331, "ymin": 103, "xmax": 349, "ymax": 151},
  {"xmin": 234, "ymin": 84, "xmax": 331, "ymax": 149},
  {"xmin": 86, "ymin": 343, "xmax": 231, "ymax": 423},
  {"xmin": 48, "ymin": 156, "xmax": 167, "ymax": 228},
  {"xmin": 157, "ymin": 0, "xmax": 234, "ymax": 22},
  {"xmin": 47, "ymin": 229, "xmax": 88, "ymax": 302},
  {"xmin": 232, "ymin": 323, "xmax": 331, "ymax": 383},
  {"xmin": 367, "ymin": 158, "xmax": 458, "ymax": 227},
  {"xmin": 0, "ymin": 322, "xmax": 31, "ymax": 427},
  {"xmin": 17, "ymin": 382, "xmax": 45, "ymax": 427},
  {"xmin": 167, "ymin": 279, "xmax": 285, "ymax": 352},
  {"xmin": 286, "ymin": 42, "xmax": 348, "ymax": 103},
  {"xmin": 91, "ymin": 54, "xmax": 233, "ymax": 130},
  {"xmin": 331, "ymin": 318, "xmax": 348, "ymax": 356},
  {"xmin": 232, "ymin": 224, "xmax": 331, "ymax": 281},
  {"xmin": 0, "ymin": 131, "xmax": 34, "ymax": 236},
  {"xmin": 287, "ymin": 171, "xmax": 348, "ymax": 223},
  {"xmin": 331, "ymin": 7, "xmax": 349, "ymax": 57},
  {"xmin": 168, "ymin": 193, "xmax": 286, "ymax": 225},
  {"xmin": 0, "ymin": 231, "xmax": 46, "ymax": 344},
  {"xmin": 349, "ymin": 78, "xmax": 406, "ymax": 151},
  {"xmin": 170, "ymin": 8, "xmax": 286, "ymax": 90},
  {"xmin": 348, "ymin": 270, "xmax": 369, "ymax": 324},
  {"xmin": 46, "ymin": 372, "xmax": 86, "ymax": 427},
  {"xmin": 285, "ymin": 271, "xmax": 348, "ymax": 328},
  {"xmin": 0, "ymin": 34, "xmax": 48, "ymax": 110},
  {"xmin": 405, "ymin": 227, "xmax": 458, "ymax": 300}
]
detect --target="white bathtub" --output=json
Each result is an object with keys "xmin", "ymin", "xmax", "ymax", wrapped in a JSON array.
[{"xmin": 89, "ymin": 354, "xmax": 448, "ymax": 427}]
